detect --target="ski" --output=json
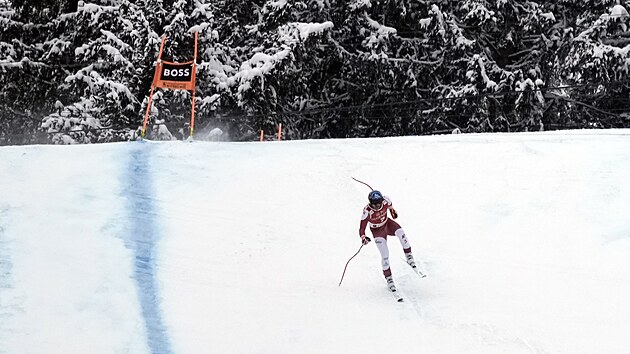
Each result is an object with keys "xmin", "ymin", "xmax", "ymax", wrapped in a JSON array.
[
  {"xmin": 391, "ymin": 289, "xmax": 404, "ymax": 302},
  {"xmin": 386, "ymin": 276, "xmax": 402, "ymax": 301},
  {"xmin": 402, "ymin": 257, "xmax": 427, "ymax": 278},
  {"xmin": 412, "ymin": 266, "xmax": 427, "ymax": 278}
]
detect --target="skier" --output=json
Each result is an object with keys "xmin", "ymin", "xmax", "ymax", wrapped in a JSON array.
[{"xmin": 359, "ymin": 190, "xmax": 416, "ymax": 292}]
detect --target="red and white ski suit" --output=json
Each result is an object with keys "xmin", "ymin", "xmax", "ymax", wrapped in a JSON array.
[{"xmin": 359, "ymin": 196, "xmax": 412, "ymax": 277}]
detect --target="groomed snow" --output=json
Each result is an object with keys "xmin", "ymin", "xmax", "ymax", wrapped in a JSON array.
[{"xmin": 1, "ymin": 129, "xmax": 629, "ymax": 353}]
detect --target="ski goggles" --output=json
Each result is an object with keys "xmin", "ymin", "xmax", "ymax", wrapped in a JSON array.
[{"xmin": 370, "ymin": 202, "xmax": 383, "ymax": 209}]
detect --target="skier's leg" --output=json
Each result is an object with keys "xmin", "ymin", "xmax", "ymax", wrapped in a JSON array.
[
  {"xmin": 375, "ymin": 236, "xmax": 397, "ymax": 291},
  {"xmin": 394, "ymin": 228, "xmax": 416, "ymax": 268},
  {"xmin": 374, "ymin": 236, "xmax": 391, "ymax": 277}
]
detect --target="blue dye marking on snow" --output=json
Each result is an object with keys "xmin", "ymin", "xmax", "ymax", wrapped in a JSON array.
[{"xmin": 123, "ymin": 146, "xmax": 173, "ymax": 354}]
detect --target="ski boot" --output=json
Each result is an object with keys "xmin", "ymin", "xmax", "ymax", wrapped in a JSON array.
[
  {"xmin": 385, "ymin": 275, "xmax": 397, "ymax": 292},
  {"xmin": 406, "ymin": 253, "xmax": 417, "ymax": 268}
]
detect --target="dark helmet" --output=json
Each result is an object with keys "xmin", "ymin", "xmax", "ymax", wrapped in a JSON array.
[{"xmin": 368, "ymin": 190, "xmax": 384, "ymax": 206}]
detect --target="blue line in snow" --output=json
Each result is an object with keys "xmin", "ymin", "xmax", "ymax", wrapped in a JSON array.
[{"xmin": 123, "ymin": 145, "xmax": 173, "ymax": 354}]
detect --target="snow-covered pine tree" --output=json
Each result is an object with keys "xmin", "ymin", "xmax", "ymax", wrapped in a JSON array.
[
  {"xmin": 3, "ymin": 0, "xmax": 630, "ymax": 143},
  {"xmin": 0, "ymin": 0, "xmax": 61, "ymax": 144},
  {"xmin": 38, "ymin": 1, "xmax": 153, "ymax": 144},
  {"xmin": 556, "ymin": 2, "xmax": 630, "ymax": 128}
]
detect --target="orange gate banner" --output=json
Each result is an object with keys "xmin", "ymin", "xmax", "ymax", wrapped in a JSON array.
[{"xmin": 155, "ymin": 61, "xmax": 195, "ymax": 91}]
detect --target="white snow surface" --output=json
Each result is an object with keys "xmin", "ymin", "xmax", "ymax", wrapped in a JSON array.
[{"xmin": 1, "ymin": 130, "xmax": 630, "ymax": 354}]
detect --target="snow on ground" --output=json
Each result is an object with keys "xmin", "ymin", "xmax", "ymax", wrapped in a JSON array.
[{"xmin": 1, "ymin": 129, "xmax": 630, "ymax": 354}]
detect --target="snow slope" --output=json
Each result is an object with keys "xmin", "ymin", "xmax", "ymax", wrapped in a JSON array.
[{"xmin": 1, "ymin": 130, "xmax": 630, "ymax": 354}]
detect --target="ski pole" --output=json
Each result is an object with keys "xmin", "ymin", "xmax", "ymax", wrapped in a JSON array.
[
  {"xmin": 351, "ymin": 177, "xmax": 374, "ymax": 191},
  {"xmin": 338, "ymin": 244, "xmax": 364, "ymax": 286},
  {"xmin": 350, "ymin": 176, "xmax": 374, "ymax": 190}
]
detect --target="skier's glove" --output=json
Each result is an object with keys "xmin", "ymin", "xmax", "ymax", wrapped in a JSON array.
[
  {"xmin": 361, "ymin": 235, "xmax": 371, "ymax": 245},
  {"xmin": 390, "ymin": 208, "xmax": 398, "ymax": 219}
]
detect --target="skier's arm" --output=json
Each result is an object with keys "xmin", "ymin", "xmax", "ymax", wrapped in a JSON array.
[
  {"xmin": 359, "ymin": 209, "xmax": 371, "ymax": 244},
  {"xmin": 384, "ymin": 196, "xmax": 398, "ymax": 219}
]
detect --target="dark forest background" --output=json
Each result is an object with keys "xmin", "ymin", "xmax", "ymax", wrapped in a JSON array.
[{"xmin": 1, "ymin": 0, "xmax": 630, "ymax": 144}]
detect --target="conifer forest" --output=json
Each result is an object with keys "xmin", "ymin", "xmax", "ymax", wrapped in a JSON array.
[{"xmin": 1, "ymin": 0, "xmax": 630, "ymax": 144}]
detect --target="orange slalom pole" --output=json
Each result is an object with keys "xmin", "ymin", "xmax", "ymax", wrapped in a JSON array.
[
  {"xmin": 141, "ymin": 86, "xmax": 156, "ymax": 139},
  {"xmin": 277, "ymin": 123, "xmax": 282, "ymax": 141},
  {"xmin": 190, "ymin": 88, "xmax": 196, "ymax": 138},
  {"xmin": 189, "ymin": 32, "xmax": 198, "ymax": 138},
  {"xmin": 260, "ymin": 130, "xmax": 264, "ymax": 141},
  {"xmin": 142, "ymin": 35, "xmax": 166, "ymax": 138}
]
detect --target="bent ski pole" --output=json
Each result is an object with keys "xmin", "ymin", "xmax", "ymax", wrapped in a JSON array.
[
  {"xmin": 338, "ymin": 244, "xmax": 364, "ymax": 286},
  {"xmin": 351, "ymin": 177, "xmax": 374, "ymax": 191}
]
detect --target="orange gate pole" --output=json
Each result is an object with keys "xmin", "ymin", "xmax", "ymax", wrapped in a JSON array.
[
  {"xmin": 189, "ymin": 32, "xmax": 198, "ymax": 138},
  {"xmin": 142, "ymin": 35, "xmax": 166, "ymax": 138}
]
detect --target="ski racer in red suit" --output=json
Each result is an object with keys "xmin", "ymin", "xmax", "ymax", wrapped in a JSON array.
[{"xmin": 359, "ymin": 190, "xmax": 416, "ymax": 292}]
